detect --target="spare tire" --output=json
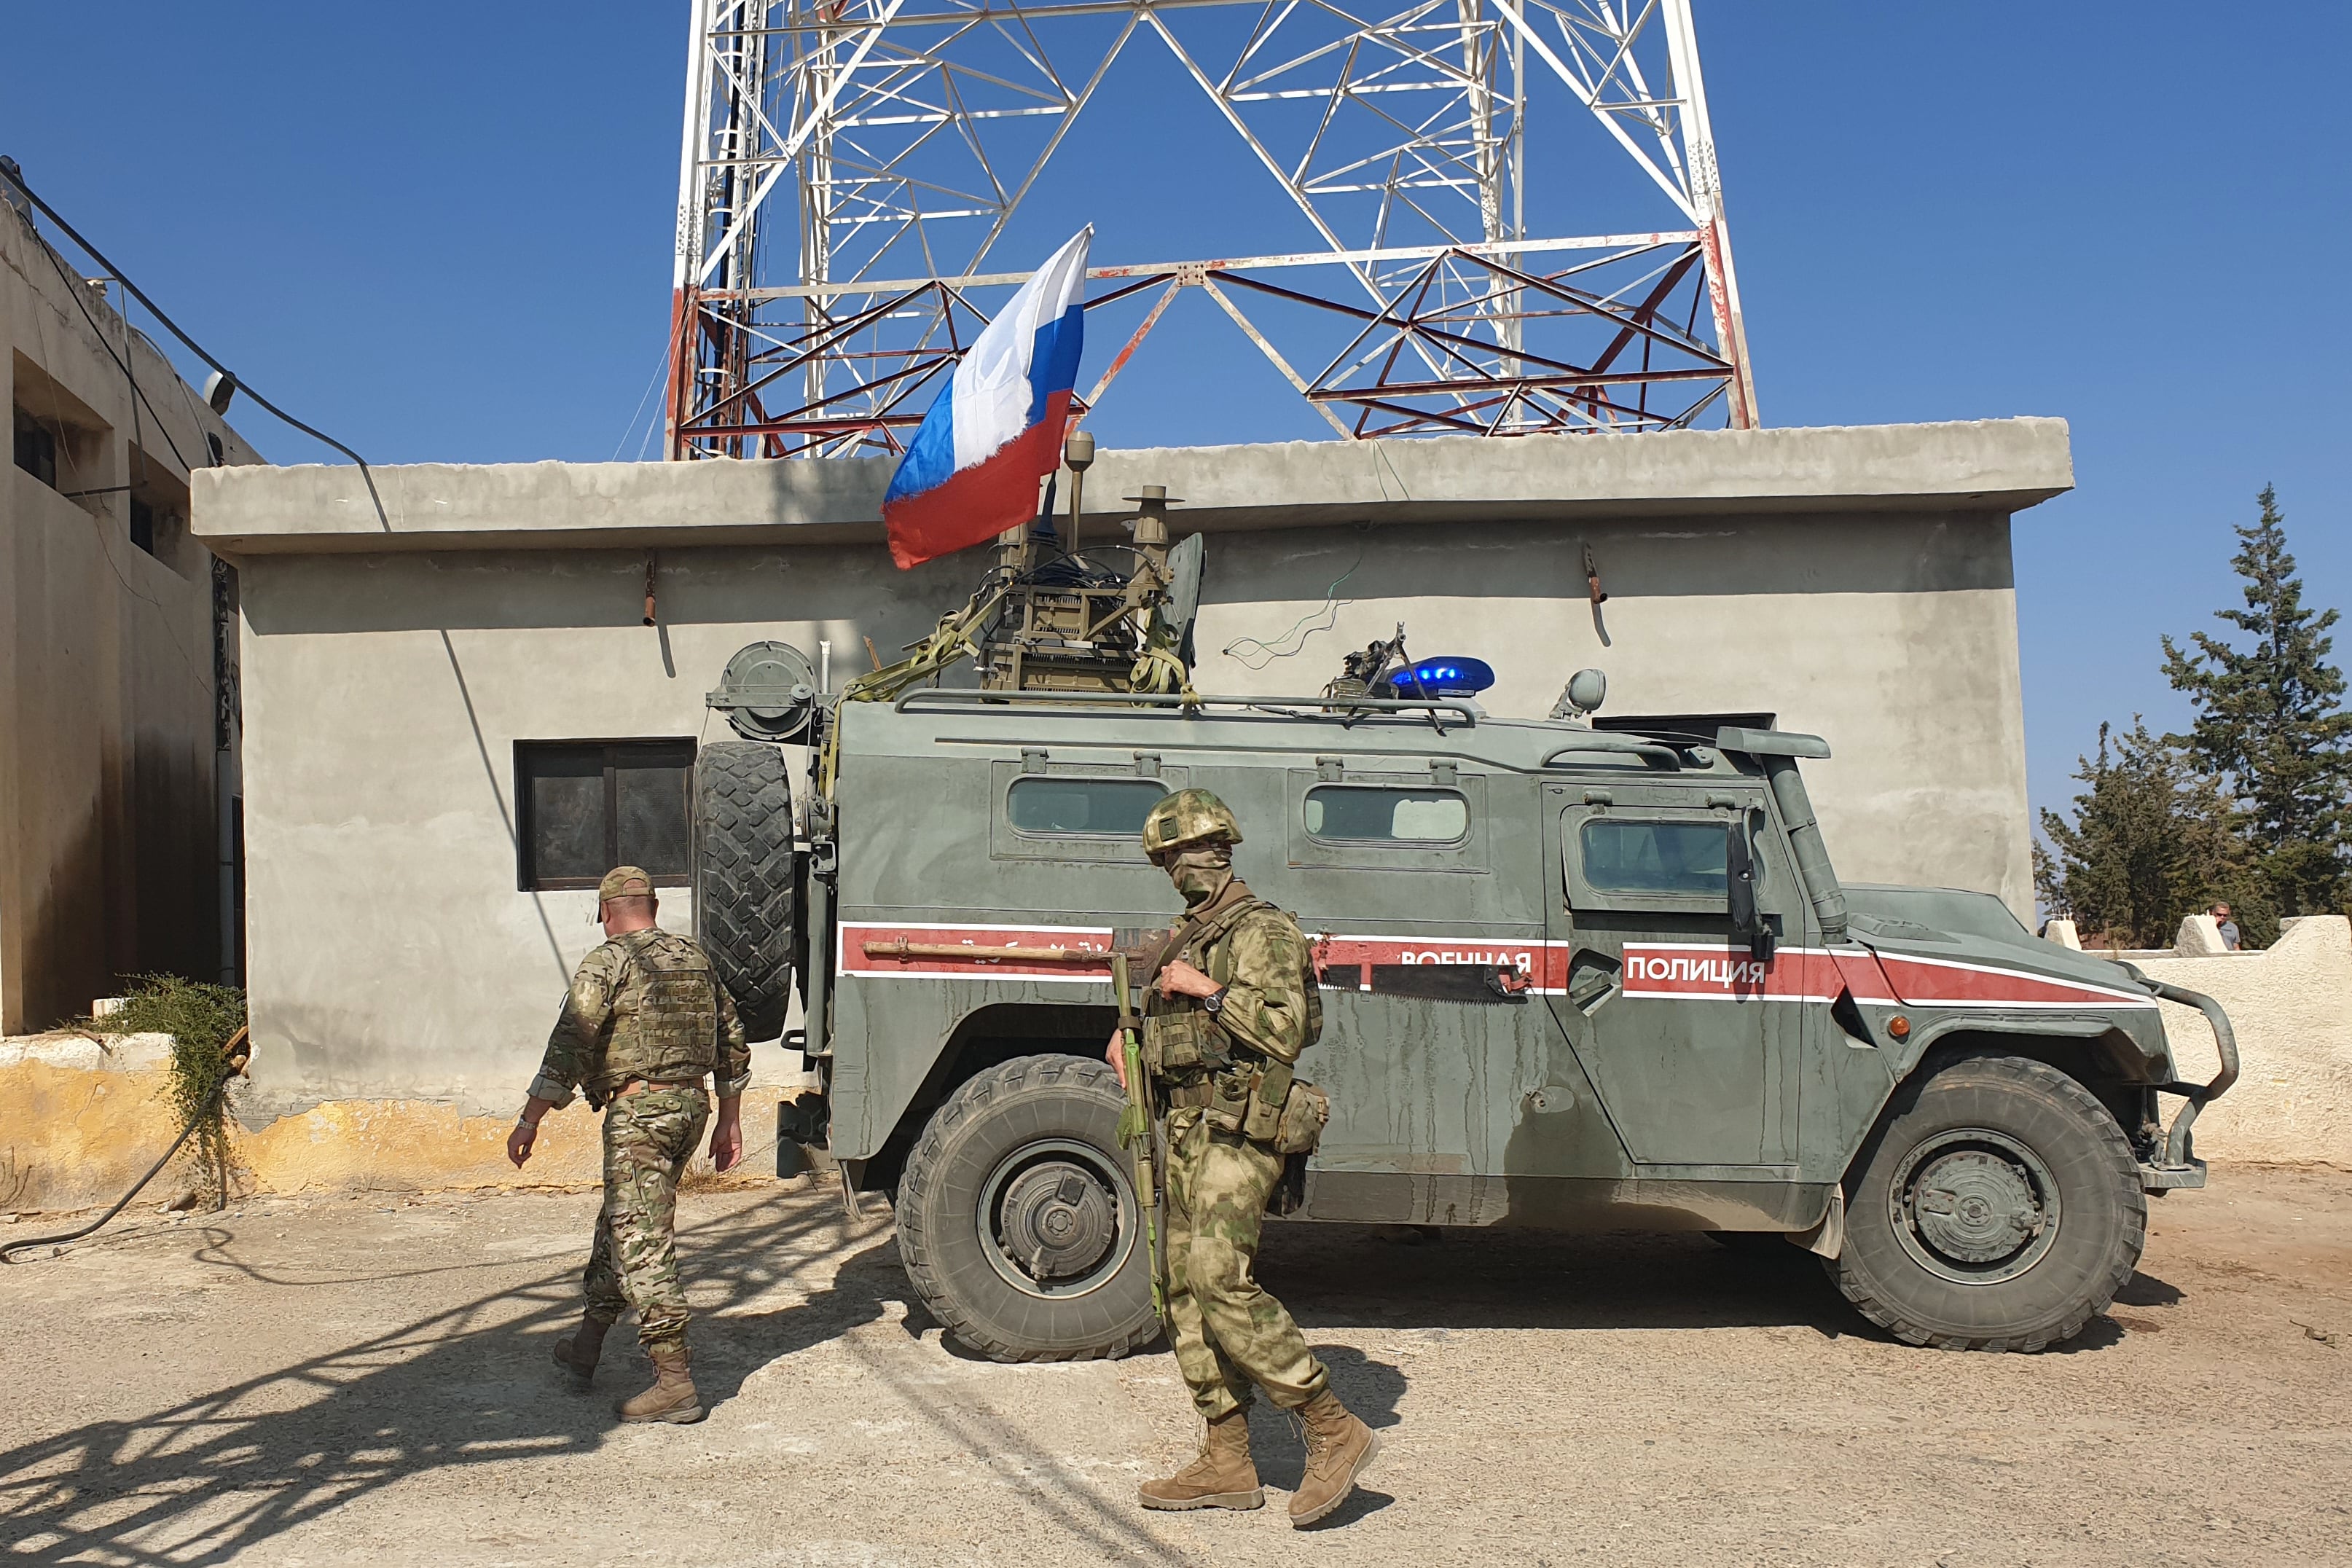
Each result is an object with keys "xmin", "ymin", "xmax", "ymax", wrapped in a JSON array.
[{"xmin": 694, "ymin": 741, "xmax": 796, "ymax": 1040}]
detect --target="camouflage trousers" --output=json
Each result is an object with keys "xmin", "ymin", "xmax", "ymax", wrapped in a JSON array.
[
  {"xmin": 1161, "ymin": 1107, "xmax": 1328, "ymax": 1421},
  {"xmin": 584, "ymin": 1086, "xmax": 710, "ymax": 1349}
]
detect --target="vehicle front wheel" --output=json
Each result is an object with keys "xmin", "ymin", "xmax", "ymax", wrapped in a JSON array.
[
  {"xmin": 1830, "ymin": 1053, "xmax": 2144, "ymax": 1352},
  {"xmin": 895, "ymin": 1054, "xmax": 1161, "ymax": 1363}
]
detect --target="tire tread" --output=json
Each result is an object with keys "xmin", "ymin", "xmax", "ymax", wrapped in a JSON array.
[
  {"xmin": 896, "ymin": 1055, "xmax": 1161, "ymax": 1365},
  {"xmin": 1827, "ymin": 1053, "xmax": 2144, "ymax": 1354},
  {"xmin": 694, "ymin": 742, "xmax": 795, "ymax": 1038}
]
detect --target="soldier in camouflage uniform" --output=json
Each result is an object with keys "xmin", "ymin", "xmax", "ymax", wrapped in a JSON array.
[
  {"xmin": 1108, "ymin": 789, "xmax": 1381, "ymax": 1527},
  {"xmin": 507, "ymin": 866, "xmax": 751, "ymax": 1424}
]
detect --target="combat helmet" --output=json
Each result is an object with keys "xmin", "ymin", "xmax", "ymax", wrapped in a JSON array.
[{"xmin": 1141, "ymin": 788, "xmax": 1242, "ymax": 858}]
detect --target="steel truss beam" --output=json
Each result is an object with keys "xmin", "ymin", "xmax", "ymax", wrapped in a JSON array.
[{"xmin": 666, "ymin": 0, "xmax": 1755, "ymax": 458}]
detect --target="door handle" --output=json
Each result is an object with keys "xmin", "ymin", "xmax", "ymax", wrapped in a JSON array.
[{"xmin": 1565, "ymin": 949, "xmax": 1621, "ymax": 1013}]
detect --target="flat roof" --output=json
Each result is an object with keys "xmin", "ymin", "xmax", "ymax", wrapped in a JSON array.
[{"xmin": 192, "ymin": 418, "xmax": 2071, "ymax": 556}]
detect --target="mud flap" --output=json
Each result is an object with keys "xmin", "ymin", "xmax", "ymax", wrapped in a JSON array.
[{"xmin": 1794, "ymin": 1186, "xmax": 1845, "ymax": 1258}]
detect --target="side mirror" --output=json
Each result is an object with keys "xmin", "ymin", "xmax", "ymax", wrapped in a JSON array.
[{"xmin": 1726, "ymin": 824, "xmax": 1773, "ymax": 961}]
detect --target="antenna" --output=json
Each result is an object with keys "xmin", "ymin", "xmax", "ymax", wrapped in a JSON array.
[{"xmin": 665, "ymin": 0, "xmax": 1756, "ymax": 458}]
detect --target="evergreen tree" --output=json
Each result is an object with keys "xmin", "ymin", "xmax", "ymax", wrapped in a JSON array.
[
  {"xmin": 2162, "ymin": 484, "xmax": 2352, "ymax": 914},
  {"xmin": 2037, "ymin": 719, "xmax": 2272, "ymax": 949}
]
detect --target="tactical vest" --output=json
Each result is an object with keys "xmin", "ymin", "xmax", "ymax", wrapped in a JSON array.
[
  {"xmin": 1142, "ymin": 893, "xmax": 1325, "ymax": 1150},
  {"xmin": 583, "ymin": 930, "xmax": 724, "ymax": 1106}
]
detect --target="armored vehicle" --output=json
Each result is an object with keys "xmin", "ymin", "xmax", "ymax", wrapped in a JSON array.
[{"xmin": 694, "ymin": 493, "xmax": 2236, "ymax": 1363}]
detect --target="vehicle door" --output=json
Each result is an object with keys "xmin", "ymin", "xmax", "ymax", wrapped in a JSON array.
[
  {"xmin": 1282, "ymin": 767, "xmax": 1616, "ymax": 1223},
  {"xmin": 1542, "ymin": 778, "xmax": 1801, "ymax": 1169}
]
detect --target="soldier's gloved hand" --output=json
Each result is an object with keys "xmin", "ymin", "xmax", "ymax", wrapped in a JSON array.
[
  {"xmin": 1105, "ymin": 1028, "xmax": 1127, "ymax": 1090},
  {"xmin": 1157, "ymin": 958, "xmax": 1221, "ymax": 1000}
]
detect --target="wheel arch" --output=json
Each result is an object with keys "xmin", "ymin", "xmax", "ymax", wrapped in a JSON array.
[
  {"xmin": 1869, "ymin": 1022, "xmax": 2162, "ymax": 1178},
  {"xmin": 856, "ymin": 999, "xmax": 1120, "ymax": 1195}
]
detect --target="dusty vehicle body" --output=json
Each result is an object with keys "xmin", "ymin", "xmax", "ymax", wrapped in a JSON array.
[
  {"xmin": 697, "ymin": 501, "xmax": 2234, "ymax": 1360},
  {"xmin": 707, "ymin": 688, "xmax": 2235, "ymax": 1360}
]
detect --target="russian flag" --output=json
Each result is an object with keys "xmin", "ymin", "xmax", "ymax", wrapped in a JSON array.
[{"xmin": 882, "ymin": 227, "xmax": 1091, "ymax": 570}]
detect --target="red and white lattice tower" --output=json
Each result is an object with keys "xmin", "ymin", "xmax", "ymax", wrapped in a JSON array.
[{"xmin": 665, "ymin": 0, "xmax": 1757, "ymax": 458}]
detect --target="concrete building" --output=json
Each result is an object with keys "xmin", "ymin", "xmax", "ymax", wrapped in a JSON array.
[
  {"xmin": 3, "ymin": 197, "xmax": 261, "ymax": 1032},
  {"xmin": 192, "ymin": 417, "xmax": 2070, "ymax": 1134}
]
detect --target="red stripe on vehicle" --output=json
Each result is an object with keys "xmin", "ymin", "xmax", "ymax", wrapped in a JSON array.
[{"xmin": 1870, "ymin": 952, "xmax": 2157, "ymax": 1009}]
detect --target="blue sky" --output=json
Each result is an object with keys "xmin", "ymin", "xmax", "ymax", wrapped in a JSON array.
[{"xmin": 4, "ymin": 1, "xmax": 2345, "ymax": 834}]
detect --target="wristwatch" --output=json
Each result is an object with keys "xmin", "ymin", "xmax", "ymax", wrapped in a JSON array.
[{"xmin": 1203, "ymin": 987, "xmax": 1230, "ymax": 1017}]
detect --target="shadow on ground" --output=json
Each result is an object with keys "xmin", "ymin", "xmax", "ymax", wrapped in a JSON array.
[
  {"xmin": 0, "ymin": 1191, "xmax": 2180, "ymax": 1562},
  {"xmin": 0, "ymin": 1193, "xmax": 894, "ymax": 1567},
  {"xmin": 1257, "ymin": 1222, "xmax": 2183, "ymax": 1357}
]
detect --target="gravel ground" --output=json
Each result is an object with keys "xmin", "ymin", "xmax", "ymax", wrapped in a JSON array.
[{"xmin": 1, "ymin": 1164, "xmax": 2346, "ymax": 1567}]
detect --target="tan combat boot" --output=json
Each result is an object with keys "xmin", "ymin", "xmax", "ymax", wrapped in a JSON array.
[
  {"xmin": 1288, "ymin": 1389, "xmax": 1379, "ymax": 1527},
  {"xmin": 550, "ymin": 1313, "xmax": 614, "ymax": 1389},
  {"xmin": 1138, "ymin": 1408, "xmax": 1263, "ymax": 1511},
  {"xmin": 616, "ymin": 1340, "xmax": 705, "ymax": 1424}
]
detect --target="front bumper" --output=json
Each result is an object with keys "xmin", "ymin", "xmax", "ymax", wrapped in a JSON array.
[
  {"xmin": 2116, "ymin": 966, "xmax": 2239, "ymax": 1194},
  {"xmin": 2138, "ymin": 1156, "xmax": 2206, "ymax": 1191}
]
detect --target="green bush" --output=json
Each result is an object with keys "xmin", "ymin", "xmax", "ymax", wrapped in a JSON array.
[{"xmin": 97, "ymin": 976, "xmax": 248, "ymax": 1207}]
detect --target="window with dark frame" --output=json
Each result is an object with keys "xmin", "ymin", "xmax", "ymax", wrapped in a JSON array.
[
  {"xmin": 1579, "ymin": 818, "xmax": 1730, "ymax": 898},
  {"xmin": 516, "ymin": 740, "xmax": 696, "ymax": 891},
  {"xmin": 13, "ymin": 409, "xmax": 58, "ymax": 489},
  {"xmin": 1302, "ymin": 785, "xmax": 1470, "ymax": 844},
  {"xmin": 1005, "ymin": 775, "xmax": 1170, "ymax": 836}
]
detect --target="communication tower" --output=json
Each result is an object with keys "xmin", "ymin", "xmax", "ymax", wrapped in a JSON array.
[{"xmin": 665, "ymin": 0, "xmax": 1755, "ymax": 458}]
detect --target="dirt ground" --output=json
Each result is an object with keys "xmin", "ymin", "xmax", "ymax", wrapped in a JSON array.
[{"xmin": 1, "ymin": 1164, "xmax": 2346, "ymax": 1568}]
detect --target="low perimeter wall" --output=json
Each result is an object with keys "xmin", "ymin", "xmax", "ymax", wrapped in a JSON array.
[
  {"xmin": 7, "ymin": 919, "xmax": 2344, "ymax": 1213},
  {"xmin": 2117, "ymin": 915, "xmax": 2352, "ymax": 1170},
  {"xmin": 0, "ymin": 1031, "xmax": 799, "ymax": 1215}
]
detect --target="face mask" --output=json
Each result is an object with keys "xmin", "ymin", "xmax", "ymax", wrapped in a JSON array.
[{"xmin": 1166, "ymin": 846, "xmax": 1232, "ymax": 907}]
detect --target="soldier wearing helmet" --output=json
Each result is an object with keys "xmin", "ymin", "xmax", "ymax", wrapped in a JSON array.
[
  {"xmin": 1111, "ymin": 788, "xmax": 1381, "ymax": 1526},
  {"xmin": 508, "ymin": 865, "xmax": 751, "ymax": 1424}
]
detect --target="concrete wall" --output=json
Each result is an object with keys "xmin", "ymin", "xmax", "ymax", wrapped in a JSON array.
[
  {"xmin": 1, "ymin": 203, "xmax": 261, "ymax": 1032},
  {"xmin": 0, "ymin": 1030, "xmax": 797, "ymax": 1212},
  {"xmin": 2123, "ymin": 917, "xmax": 2352, "ymax": 1169},
  {"xmin": 190, "ymin": 423, "xmax": 2065, "ymax": 1133}
]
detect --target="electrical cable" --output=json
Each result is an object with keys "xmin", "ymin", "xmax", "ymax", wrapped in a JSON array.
[
  {"xmin": 2, "ymin": 161, "xmax": 390, "ymax": 526},
  {"xmin": 27, "ymin": 235, "xmax": 192, "ymax": 474},
  {"xmin": 614, "ymin": 337, "xmax": 673, "ymax": 460},
  {"xmin": 1219, "ymin": 533, "xmax": 1367, "ymax": 670},
  {"xmin": 1, "ymin": 1028, "xmax": 251, "ymax": 1264},
  {"xmin": 16, "ymin": 262, "xmax": 216, "ymax": 696}
]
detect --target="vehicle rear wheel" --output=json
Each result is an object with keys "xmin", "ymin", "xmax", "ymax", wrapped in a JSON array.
[
  {"xmin": 1829, "ymin": 1054, "xmax": 2144, "ymax": 1352},
  {"xmin": 895, "ymin": 1054, "xmax": 1161, "ymax": 1363},
  {"xmin": 694, "ymin": 741, "xmax": 796, "ymax": 1040}
]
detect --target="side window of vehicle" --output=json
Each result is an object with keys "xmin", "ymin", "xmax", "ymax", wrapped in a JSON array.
[
  {"xmin": 1561, "ymin": 799, "xmax": 1778, "ymax": 914},
  {"xmin": 1287, "ymin": 770, "xmax": 1488, "ymax": 873},
  {"xmin": 1579, "ymin": 819, "xmax": 1728, "ymax": 897},
  {"xmin": 991, "ymin": 761, "xmax": 1185, "ymax": 863},
  {"xmin": 1304, "ymin": 785, "xmax": 1470, "ymax": 845},
  {"xmin": 1006, "ymin": 776, "xmax": 1169, "ymax": 836}
]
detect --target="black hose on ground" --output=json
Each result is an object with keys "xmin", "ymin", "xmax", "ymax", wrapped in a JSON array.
[{"xmin": 1, "ymin": 1026, "xmax": 251, "ymax": 1264}]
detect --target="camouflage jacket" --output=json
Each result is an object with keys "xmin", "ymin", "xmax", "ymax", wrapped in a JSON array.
[
  {"xmin": 528, "ymin": 928, "xmax": 751, "ymax": 1110},
  {"xmin": 1141, "ymin": 880, "xmax": 1322, "ymax": 1078}
]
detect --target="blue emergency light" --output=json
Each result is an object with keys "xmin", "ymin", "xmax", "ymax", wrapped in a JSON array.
[{"xmin": 1376, "ymin": 656, "xmax": 1495, "ymax": 698}]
